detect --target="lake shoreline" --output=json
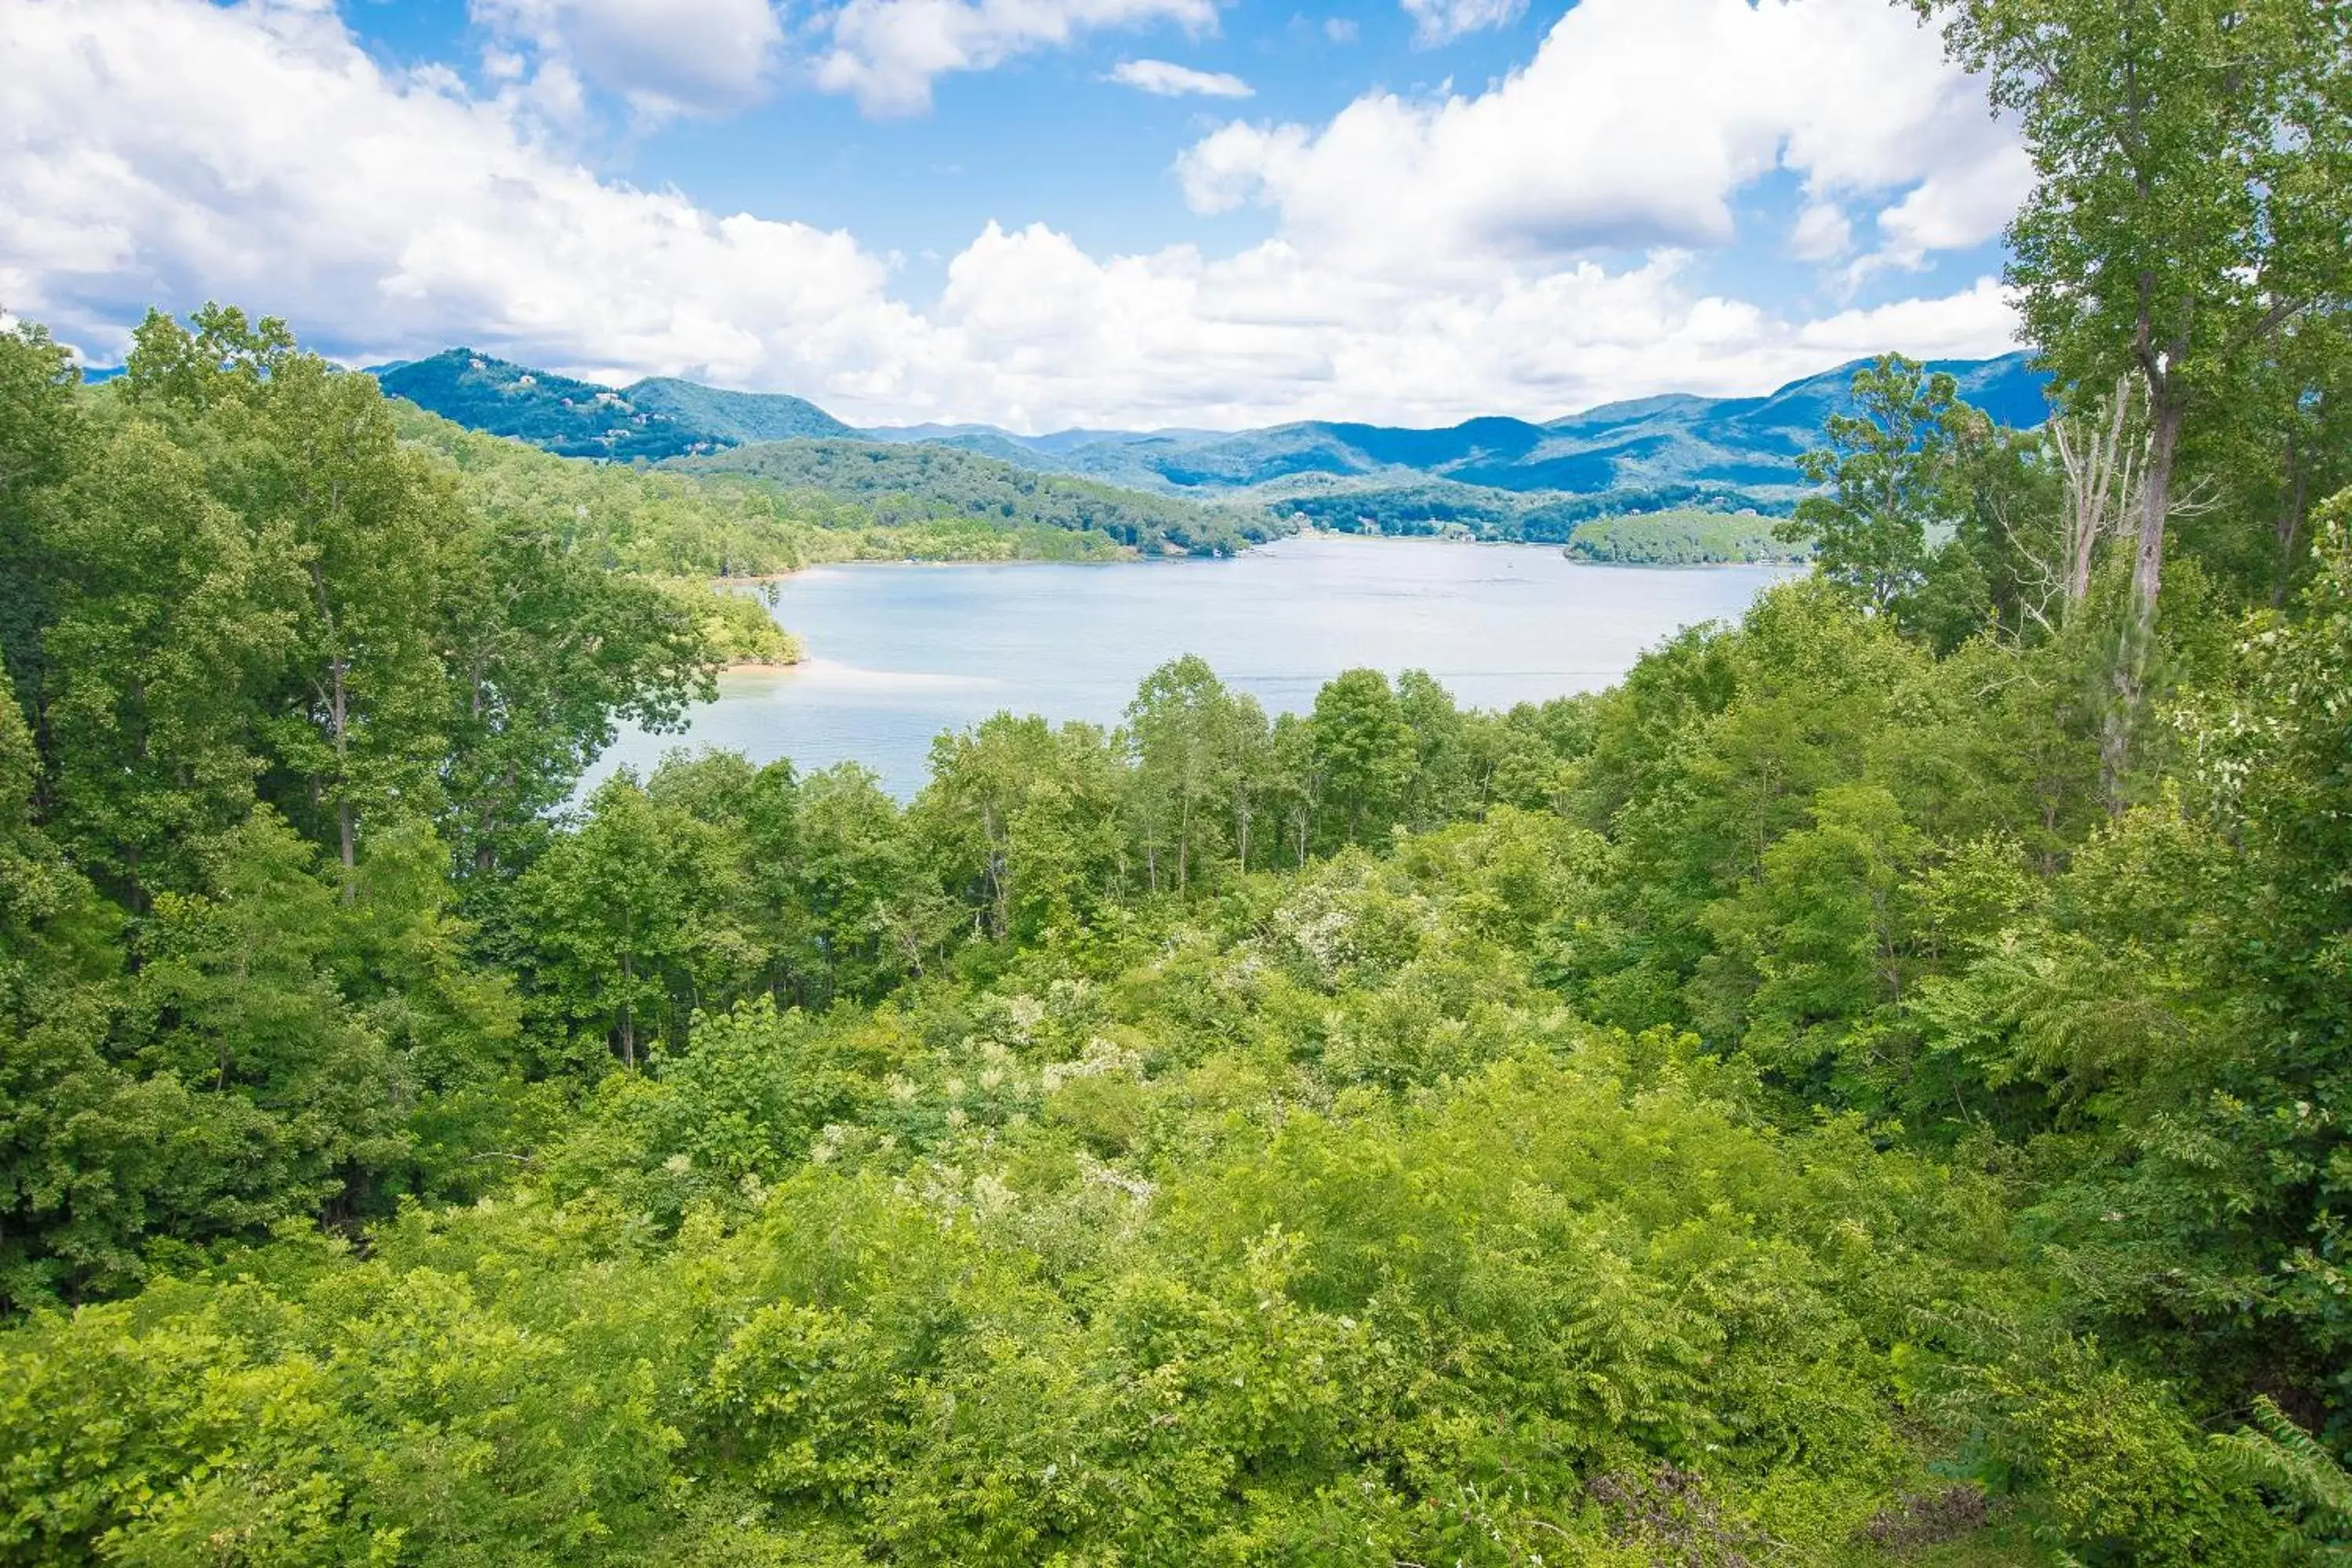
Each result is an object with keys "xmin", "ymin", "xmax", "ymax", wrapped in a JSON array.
[
  {"xmin": 590, "ymin": 537, "xmax": 1795, "ymax": 801},
  {"xmin": 722, "ymin": 530, "xmax": 1801, "ymax": 586}
]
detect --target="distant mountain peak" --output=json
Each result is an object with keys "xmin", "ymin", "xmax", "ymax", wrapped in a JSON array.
[{"xmin": 380, "ymin": 345, "xmax": 2048, "ymax": 516}]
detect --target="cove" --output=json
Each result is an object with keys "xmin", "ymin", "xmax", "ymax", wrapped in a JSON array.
[{"xmin": 593, "ymin": 535, "xmax": 1798, "ymax": 799}]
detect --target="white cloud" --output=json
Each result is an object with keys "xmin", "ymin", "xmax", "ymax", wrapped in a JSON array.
[
  {"xmin": 1790, "ymin": 202, "xmax": 1853, "ymax": 261},
  {"xmin": 0, "ymin": 0, "xmax": 2024, "ymax": 433},
  {"xmin": 1401, "ymin": 0, "xmax": 1524, "ymax": 46},
  {"xmin": 1795, "ymin": 275, "xmax": 2020, "ymax": 364},
  {"xmin": 1109, "ymin": 58, "xmax": 1251, "ymax": 97},
  {"xmin": 815, "ymin": 0, "xmax": 1216, "ymax": 115},
  {"xmin": 472, "ymin": 0, "xmax": 784, "ymax": 116},
  {"xmin": 1323, "ymin": 16, "xmax": 1357, "ymax": 43},
  {"xmin": 1866, "ymin": 141, "xmax": 2034, "ymax": 267},
  {"xmin": 1179, "ymin": 0, "xmax": 2031, "ymax": 280},
  {"xmin": 1, "ymin": 0, "xmax": 929, "ymax": 387}
]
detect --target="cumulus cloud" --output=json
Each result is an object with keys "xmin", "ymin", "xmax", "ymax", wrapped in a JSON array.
[
  {"xmin": 1108, "ymin": 58, "xmax": 1251, "ymax": 97},
  {"xmin": 0, "ymin": 0, "xmax": 929, "ymax": 389},
  {"xmin": 472, "ymin": 0, "xmax": 785, "ymax": 116},
  {"xmin": 1401, "ymin": 0, "xmax": 1525, "ymax": 46},
  {"xmin": 0, "ymin": 0, "xmax": 2024, "ymax": 431},
  {"xmin": 1790, "ymin": 202, "xmax": 1853, "ymax": 261},
  {"xmin": 1179, "ymin": 0, "xmax": 2031, "ymax": 281},
  {"xmin": 1864, "ymin": 141, "xmax": 2034, "ymax": 270},
  {"xmin": 815, "ymin": 0, "xmax": 1216, "ymax": 115}
]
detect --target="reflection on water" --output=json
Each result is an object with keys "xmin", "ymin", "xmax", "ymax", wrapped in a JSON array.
[{"xmin": 593, "ymin": 535, "xmax": 1797, "ymax": 799}]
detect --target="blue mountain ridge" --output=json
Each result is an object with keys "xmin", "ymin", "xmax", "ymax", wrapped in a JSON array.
[{"xmin": 374, "ymin": 347, "xmax": 2046, "ymax": 514}]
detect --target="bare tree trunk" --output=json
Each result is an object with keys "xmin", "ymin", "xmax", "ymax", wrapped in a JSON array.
[
  {"xmin": 980, "ymin": 800, "xmax": 1010, "ymax": 938},
  {"xmin": 2101, "ymin": 387, "xmax": 2184, "ymax": 801},
  {"xmin": 307, "ymin": 549, "xmax": 358, "ymax": 899}
]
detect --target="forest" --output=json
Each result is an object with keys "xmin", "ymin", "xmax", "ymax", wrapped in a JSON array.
[
  {"xmin": 1253, "ymin": 479, "xmax": 1795, "ymax": 550},
  {"xmin": 1561, "ymin": 511, "xmax": 1810, "ymax": 566},
  {"xmin": 664, "ymin": 439, "xmax": 1275, "ymax": 559},
  {"xmin": 391, "ymin": 401, "xmax": 1153, "ymax": 583},
  {"xmin": 5, "ymin": 0, "xmax": 2352, "ymax": 1563}
]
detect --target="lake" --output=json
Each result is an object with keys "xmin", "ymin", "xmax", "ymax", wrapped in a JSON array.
[{"xmin": 594, "ymin": 535, "xmax": 1795, "ymax": 798}]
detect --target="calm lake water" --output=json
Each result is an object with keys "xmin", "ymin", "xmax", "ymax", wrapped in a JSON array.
[{"xmin": 594, "ymin": 535, "xmax": 1795, "ymax": 798}]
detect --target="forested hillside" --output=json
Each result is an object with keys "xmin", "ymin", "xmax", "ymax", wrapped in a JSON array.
[
  {"xmin": 374, "ymin": 367, "xmax": 1275, "ymax": 561},
  {"xmin": 4, "ymin": 2, "xmax": 2352, "ymax": 1564},
  {"xmin": 376, "ymin": 349, "xmax": 855, "ymax": 459},
  {"xmin": 1259, "ymin": 476, "xmax": 1814, "ymax": 548},
  {"xmin": 1563, "ymin": 509, "xmax": 1810, "ymax": 564},
  {"xmin": 665, "ymin": 437, "xmax": 1279, "ymax": 557},
  {"xmin": 385, "ymin": 341, "xmax": 2044, "ymax": 520},
  {"xmin": 1039, "ymin": 352, "xmax": 2046, "ymax": 507},
  {"xmin": 379, "ymin": 348, "xmax": 2042, "ymax": 561},
  {"xmin": 390, "ymin": 401, "xmax": 1162, "ymax": 575}
]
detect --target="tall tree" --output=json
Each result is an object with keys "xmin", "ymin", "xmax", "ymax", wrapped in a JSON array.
[
  {"xmin": 1921, "ymin": 0, "xmax": 2352, "ymax": 759},
  {"xmin": 0, "ymin": 321, "xmax": 83, "ymax": 735},
  {"xmin": 123, "ymin": 310, "xmax": 450, "ymax": 891},
  {"xmin": 1395, "ymin": 669, "xmax": 1472, "ymax": 827},
  {"xmin": 240, "ymin": 356, "xmax": 449, "ymax": 891},
  {"xmin": 435, "ymin": 502, "xmax": 713, "ymax": 878},
  {"xmin": 1310, "ymin": 669, "xmax": 1417, "ymax": 849},
  {"xmin": 920, "ymin": 714, "xmax": 1124, "ymax": 939},
  {"xmin": 1125, "ymin": 655, "xmax": 1242, "ymax": 892},
  {"xmin": 518, "ymin": 775, "xmax": 729, "ymax": 1069},
  {"xmin": 37, "ymin": 422, "xmax": 275, "ymax": 904},
  {"xmin": 1777, "ymin": 354, "xmax": 1968, "ymax": 612}
]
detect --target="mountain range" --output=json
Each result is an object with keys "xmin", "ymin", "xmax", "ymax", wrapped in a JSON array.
[{"xmin": 373, "ymin": 347, "xmax": 2047, "ymax": 521}]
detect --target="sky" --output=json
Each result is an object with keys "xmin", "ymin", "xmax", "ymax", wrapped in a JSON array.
[{"xmin": 0, "ymin": 0, "xmax": 2033, "ymax": 431}]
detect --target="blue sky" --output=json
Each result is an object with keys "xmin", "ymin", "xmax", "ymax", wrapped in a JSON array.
[{"xmin": 1, "ymin": 0, "xmax": 2031, "ymax": 430}]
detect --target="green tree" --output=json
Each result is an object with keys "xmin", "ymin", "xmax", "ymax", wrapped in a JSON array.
[
  {"xmin": 238, "ymin": 354, "xmax": 452, "ymax": 892},
  {"xmin": 1309, "ymin": 669, "xmax": 1415, "ymax": 849},
  {"xmin": 1395, "ymin": 668, "xmax": 1472, "ymax": 827},
  {"xmin": 437, "ymin": 504, "xmax": 715, "ymax": 877},
  {"xmin": 1124, "ymin": 655, "xmax": 1243, "ymax": 892},
  {"xmin": 1778, "ymin": 354, "xmax": 1969, "ymax": 611},
  {"xmin": 920, "ymin": 715, "xmax": 1124, "ymax": 940},
  {"xmin": 36, "ymin": 418, "xmax": 274, "ymax": 904},
  {"xmin": 122, "ymin": 310, "xmax": 453, "ymax": 891},
  {"xmin": 799, "ymin": 762, "xmax": 954, "ymax": 1000},
  {"xmin": 1922, "ymin": 0, "xmax": 2352, "ymax": 760},
  {"xmin": 519, "ymin": 774, "xmax": 735, "ymax": 1069},
  {"xmin": 0, "ymin": 320, "xmax": 84, "ymax": 728},
  {"xmin": 1265, "ymin": 710, "xmax": 1320, "ymax": 869},
  {"xmin": 118, "ymin": 301, "xmax": 294, "ymax": 410},
  {"xmin": 1693, "ymin": 782, "xmax": 1927, "ymax": 1089}
]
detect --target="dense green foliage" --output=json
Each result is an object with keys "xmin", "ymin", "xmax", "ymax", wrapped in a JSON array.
[
  {"xmin": 7, "ymin": 302, "xmax": 2352, "ymax": 1561},
  {"xmin": 1566, "ymin": 510, "xmax": 1811, "ymax": 565},
  {"xmin": 668, "ymin": 439, "xmax": 1277, "ymax": 558},
  {"xmin": 5, "ymin": 5, "xmax": 2352, "ymax": 1561},
  {"xmin": 1261, "ymin": 479, "xmax": 1802, "ymax": 557},
  {"xmin": 391, "ymin": 400, "xmax": 1132, "ymax": 584},
  {"xmin": 379, "ymin": 354, "xmax": 1275, "ymax": 564}
]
